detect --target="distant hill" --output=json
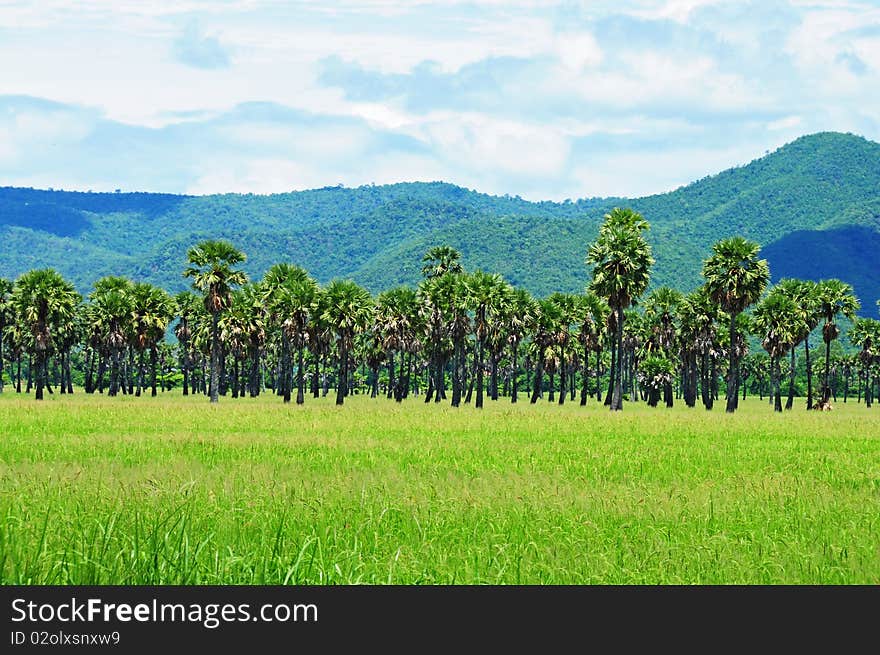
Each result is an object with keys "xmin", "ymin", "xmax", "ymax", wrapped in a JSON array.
[{"xmin": 1, "ymin": 131, "xmax": 878, "ymax": 317}]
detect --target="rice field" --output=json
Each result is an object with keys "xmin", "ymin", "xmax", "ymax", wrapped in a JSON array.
[{"xmin": 1, "ymin": 391, "xmax": 878, "ymax": 584}]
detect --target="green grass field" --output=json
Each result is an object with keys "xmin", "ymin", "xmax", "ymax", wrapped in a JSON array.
[{"xmin": 1, "ymin": 392, "xmax": 878, "ymax": 584}]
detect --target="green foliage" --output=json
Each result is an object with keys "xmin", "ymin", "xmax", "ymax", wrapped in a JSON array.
[
  {"xmin": 587, "ymin": 208, "xmax": 654, "ymax": 311},
  {"xmin": 2, "ymin": 133, "xmax": 878, "ymax": 317}
]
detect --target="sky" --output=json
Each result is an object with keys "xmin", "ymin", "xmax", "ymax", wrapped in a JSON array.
[{"xmin": 0, "ymin": 0, "xmax": 879, "ymax": 201}]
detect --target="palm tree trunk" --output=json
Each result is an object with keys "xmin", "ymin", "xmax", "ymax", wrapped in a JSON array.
[
  {"xmin": 231, "ymin": 358, "xmax": 240, "ymax": 399},
  {"xmin": 475, "ymin": 339, "xmax": 484, "ymax": 409},
  {"xmin": 700, "ymin": 352, "xmax": 712, "ymax": 410},
  {"xmin": 558, "ymin": 346, "xmax": 566, "ymax": 406},
  {"xmin": 434, "ymin": 354, "xmax": 444, "ymax": 403},
  {"xmin": 823, "ymin": 337, "xmax": 832, "ymax": 404},
  {"xmin": 711, "ymin": 357, "xmax": 718, "ymax": 402},
  {"xmin": 604, "ymin": 336, "xmax": 616, "ymax": 406},
  {"xmin": 310, "ymin": 352, "xmax": 319, "ymax": 398},
  {"xmin": 127, "ymin": 346, "xmax": 135, "ymax": 395},
  {"xmin": 389, "ymin": 354, "xmax": 397, "ymax": 400},
  {"xmin": 804, "ymin": 335, "xmax": 813, "ymax": 409},
  {"xmin": 96, "ymin": 357, "xmax": 106, "ymax": 394},
  {"xmin": 109, "ymin": 350, "xmax": 120, "ymax": 396},
  {"xmin": 396, "ymin": 351, "xmax": 406, "ymax": 402},
  {"xmin": 65, "ymin": 351, "xmax": 73, "ymax": 393},
  {"xmin": 452, "ymin": 339, "xmax": 463, "ymax": 406},
  {"xmin": 611, "ymin": 309, "xmax": 624, "ymax": 411},
  {"xmin": 281, "ymin": 333, "xmax": 292, "ymax": 403},
  {"xmin": 580, "ymin": 354, "xmax": 589, "ymax": 406},
  {"xmin": 321, "ymin": 353, "xmax": 330, "ymax": 397},
  {"xmin": 370, "ymin": 364, "xmax": 378, "ymax": 398},
  {"xmin": 34, "ymin": 351, "xmax": 45, "ymax": 400},
  {"xmin": 726, "ymin": 312, "xmax": 738, "ymax": 413},
  {"xmin": 511, "ymin": 342, "xmax": 521, "ymax": 404},
  {"xmin": 150, "ymin": 346, "xmax": 158, "ymax": 396},
  {"xmin": 182, "ymin": 355, "xmax": 190, "ymax": 396},
  {"xmin": 45, "ymin": 357, "xmax": 54, "ymax": 394},
  {"xmin": 335, "ymin": 341, "xmax": 347, "ymax": 406},
  {"xmin": 490, "ymin": 352, "xmax": 499, "ymax": 401},
  {"xmin": 210, "ymin": 312, "xmax": 220, "ymax": 403},
  {"xmin": 685, "ymin": 352, "xmax": 697, "ymax": 408},
  {"xmin": 248, "ymin": 343, "xmax": 259, "ymax": 397},
  {"xmin": 296, "ymin": 343, "xmax": 305, "ymax": 404},
  {"xmin": 772, "ymin": 355, "xmax": 782, "ymax": 412},
  {"xmin": 58, "ymin": 353, "xmax": 66, "ymax": 394},
  {"xmin": 785, "ymin": 348, "xmax": 796, "ymax": 410},
  {"xmin": 136, "ymin": 349, "xmax": 145, "ymax": 397},
  {"xmin": 530, "ymin": 354, "xmax": 543, "ymax": 404},
  {"xmin": 85, "ymin": 348, "xmax": 95, "ymax": 393}
]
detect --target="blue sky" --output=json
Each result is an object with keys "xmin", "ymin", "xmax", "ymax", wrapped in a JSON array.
[{"xmin": 1, "ymin": 0, "xmax": 879, "ymax": 200}]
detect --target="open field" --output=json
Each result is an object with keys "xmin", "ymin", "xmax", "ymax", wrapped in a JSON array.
[{"xmin": 1, "ymin": 392, "xmax": 878, "ymax": 584}]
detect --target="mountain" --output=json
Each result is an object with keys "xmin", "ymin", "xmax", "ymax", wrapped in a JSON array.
[{"xmin": 1, "ymin": 131, "xmax": 878, "ymax": 317}]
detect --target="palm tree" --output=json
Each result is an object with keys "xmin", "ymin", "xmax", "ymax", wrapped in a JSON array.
[
  {"xmin": 530, "ymin": 298, "xmax": 562, "ymax": 403},
  {"xmin": 850, "ymin": 318, "xmax": 879, "ymax": 408},
  {"xmin": 418, "ymin": 273, "xmax": 459, "ymax": 404},
  {"xmin": 676, "ymin": 292, "xmax": 701, "ymax": 408},
  {"xmin": 10, "ymin": 269, "xmax": 78, "ymax": 400},
  {"xmin": 507, "ymin": 287, "xmax": 536, "ymax": 404},
  {"xmin": 421, "ymin": 245, "xmax": 464, "ymax": 280},
  {"xmin": 677, "ymin": 287, "xmax": 723, "ymax": 410},
  {"xmin": 575, "ymin": 292, "xmax": 607, "ymax": 406},
  {"xmin": 775, "ymin": 279, "xmax": 819, "ymax": 409},
  {"xmin": 88, "ymin": 276, "xmax": 134, "ymax": 396},
  {"xmin": 130, "ymin": 282, "xmax": 175, "ymax": 397},
  {"xmin": 462, "ymin": 271, "xmax": 509, "ymax": 408},
  {"xmin": 321, "ymin": 279, "xmax": 373, "ymax": 405},
  {"xmin": 174, "ymin": 291, "xmax": 201, "ymax": 396},
  {"xmin": 183, "ymin": 240, "xmax": 248, "ymax": 403},
  {"xmin": 376, "ymin": 286, "xmax": 421, "ymax": 402},
  {"xmin": 639, "ymin": 355, "xmax": 675, "ymax": 407},
  {"xmin": 281, "ymin": 276, "xmax": 317, "ymax": 404},
  {"xmin": 233, "ymin": 283, "xmax": 266, "ymax": 398},
  {"xmin": 418, "ymin": 248, "xmax": 465, "ymax": 404},
  {"xmin": 547, "ymin": 293, "xmax": 577, "ymax": 406},
  {"xmin": 752, "ymin": 290, "xmax": 801, "ymax": 412},
  {"xmin": 701, "ymin": 237, "xmax": 769, "ymax": 413},
  {"xmin": 587, "ymin": 208, "xmax": 654, "ymax": 411},
  {"xmin": 643, "ymin": 286, "xmax": 682, "ymax": 407},
  {"xmin": 815, "ymin": 279, "xmax": 860, "ymax": 406},
  {"xmin": 0, "ymin": 278, "xmax": 12, "ymax": 394},
  {"xmin": 263, "ymin": 264, "xmax": 315, "ymax": 403}
]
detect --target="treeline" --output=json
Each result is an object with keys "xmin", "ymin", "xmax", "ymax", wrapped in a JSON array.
[{"xmin": 1, "ymin": 208, "xmax": 878, "ymax": 412}]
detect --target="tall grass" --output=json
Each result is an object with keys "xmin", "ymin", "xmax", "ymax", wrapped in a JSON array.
[{"xmin": 1, "ymin": 392, "xmax": 878, "ymax": 584}]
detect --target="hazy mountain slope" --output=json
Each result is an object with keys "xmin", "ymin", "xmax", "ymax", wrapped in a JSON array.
[{"xmin": 0, "ymin": 131, "xmax": 877, "ymax": 316}]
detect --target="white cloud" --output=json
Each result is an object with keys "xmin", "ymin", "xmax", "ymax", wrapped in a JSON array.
[
  {"xmin": 188, "ymin": 158, "xmax": 326, "ymax": 195},
  {"xmin": 0, "ymin": 0, "xmax": 878, "ymax": 199},
  {"xmin": 767, "ymin": 115, "xmax": 802, "ymax": 131},
  {"xmin": 555, "ymin": 31, "xmax": 603, "ymax": 71},
  {"xmin": 621, "ymin": 0, "xmax": 728, "ymax": 23}
]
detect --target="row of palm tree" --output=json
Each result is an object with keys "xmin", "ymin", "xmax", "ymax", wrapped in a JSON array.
[{"xmin": 1, "ymin": 208, "xmax": 876, "ymax": 411}]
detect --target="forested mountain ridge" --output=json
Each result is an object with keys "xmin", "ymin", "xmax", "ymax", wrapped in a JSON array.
[{"xmin": 1, "ymin": 131, "xmax": 878, "ymax": 316}]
